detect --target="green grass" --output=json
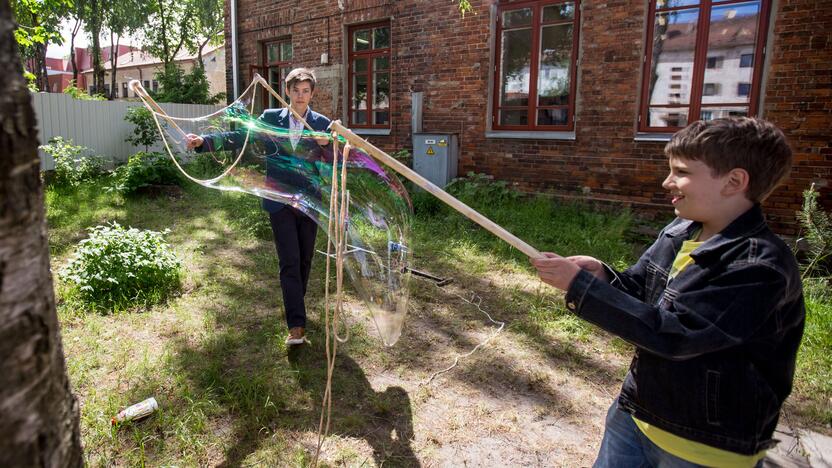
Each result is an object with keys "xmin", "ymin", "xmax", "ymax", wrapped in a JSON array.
[
  {"xmin": 792, "ymin": 277, "xmax": 832, "ymax": 425},
  {"xmin": 47, "ymin": 177, "xmax": 832, "ymax": 465}
]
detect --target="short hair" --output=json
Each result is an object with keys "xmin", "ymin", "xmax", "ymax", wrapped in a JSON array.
[
  {"xmin": 664, "ymin": 118, "xmax": 793, "ymax": 202},
  {"xmin": 285, "ymin": 67, "xmax": 317, "ymax": 91}
]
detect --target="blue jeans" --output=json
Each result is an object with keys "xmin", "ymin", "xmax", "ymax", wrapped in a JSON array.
[{"xmin": 594, "ymin": 400, "xmax": 762, "ymax": 468}]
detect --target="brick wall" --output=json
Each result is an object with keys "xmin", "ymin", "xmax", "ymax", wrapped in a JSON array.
[{"xmin": 225, "ymin": 0, "xmax": 831, "ymax": 234}]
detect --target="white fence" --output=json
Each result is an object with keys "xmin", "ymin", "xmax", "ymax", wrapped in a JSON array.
[{"xmin": 31, "ymin": 92, "xmax": 222, "ymax": 170}]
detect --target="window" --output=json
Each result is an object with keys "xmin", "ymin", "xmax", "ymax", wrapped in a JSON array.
[
  {"xmin": 493, "ymin": 0, "xmax": 580, "ymax": 130},
  {"xmin": 703, "ymin": 83, "xmax": 720, "ymax": 96},
  {"xmin": 143, "ymin": 80, "xmax": 150, "ymax": 90},
  {"xmin": 104, "ymin": 84, "xmax": 111, "ymax": 96},
  {"xmin": 262, "ymin": 39, "xmax": 293, "ymax": 108},
  {"xmin": 122, "ymin": 82, "xmax": 128, "ymax": 98},
  {"xmin": 639, "ymin": 0, "xmax": 769, "ymax": 131},
  {"xmin": 348, "ymin": 22, "xmax": 391, "ymax": 128},
  {"xmin": 737, "ymin": 82, "xmax": 751, "ymax": 96}
]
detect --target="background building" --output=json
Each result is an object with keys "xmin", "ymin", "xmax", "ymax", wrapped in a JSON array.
[
  {"xmin": 80, "ymin": 44, "xmax": 226, "ymax": 99},
  {"xmin": 224, "ymin": 0, "xmax": 831, "ymax": 233}
]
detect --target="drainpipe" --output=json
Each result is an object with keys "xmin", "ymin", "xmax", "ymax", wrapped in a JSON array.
[{"xmin": 230, "ymin": 0, "xmax": 240, "ymax": 99}]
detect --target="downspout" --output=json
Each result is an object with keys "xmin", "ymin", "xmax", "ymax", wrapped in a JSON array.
[{"xmin": 230, "ymin": 0, "xmax": 240, "ymax": 99}]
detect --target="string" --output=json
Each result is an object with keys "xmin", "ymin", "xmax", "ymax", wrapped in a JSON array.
[
  {"xmin": 313, "ymin": 136, "xmax": 351, "ymax": 466},
  {"xmin": 423, "ymin": 284, "xmax": 505, "ymax": 386}
]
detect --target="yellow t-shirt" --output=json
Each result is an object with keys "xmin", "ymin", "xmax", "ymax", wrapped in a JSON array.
[{"xmin": 632, "ymin": 237, "xmax": 767, "ymax": 467}]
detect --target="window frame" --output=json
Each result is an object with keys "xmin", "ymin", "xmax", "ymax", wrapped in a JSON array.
[
  {"xmin": 491, "ymin": 0, "xmax": 581, "ymax": 132},
  {"xmin": 347, "ymin": 20, "xmax": 392, "ymax": 129},
  {"xmin": 260, "ymin": 38, "xmax": 293, "ymax": 109},
  {"xmin": 637, "ymin": 0, "xmax": 771, "ymax": 133}
]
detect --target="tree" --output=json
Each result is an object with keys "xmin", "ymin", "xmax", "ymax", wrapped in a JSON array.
[
  {"xmin": 0, "ymin": 0, "xmax": 84, "ymax": 465},
  {"xmin": 140, "ymin": 0, "xmax": 191, "ymax": 68},
  {"xmin": 67, "ymin": 0, "xmax": 85, "ymax": 84},
  {"xmin": 11, "ymin": 0, "xmax": 70, "ymax": 91},
  {"xmin": 188, "ymin": 0, "xmax": 222, "ymax": 68},
  {"xmin": 103, "ymin": 0, "xmax": 147, "ymax": 99},
  {"xmin": 84, "ymin": 0, "xmax": 106, "ymax": 95}
]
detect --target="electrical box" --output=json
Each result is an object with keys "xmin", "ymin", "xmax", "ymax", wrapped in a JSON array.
[{"xmin": 412, "ymin": 133, "xmax": 458, "ymax": 188}]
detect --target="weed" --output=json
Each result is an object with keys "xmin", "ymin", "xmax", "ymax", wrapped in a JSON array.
[{"xmin": 60, "ymin": 222, "xmax": 182, "ymax": 311}]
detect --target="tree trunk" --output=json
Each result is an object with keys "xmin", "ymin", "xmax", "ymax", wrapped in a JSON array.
[
  {"xmin": 89, "ymin": 0, "xmax": 105, "ymax": 94},
  {"xmin": 0, "ymin": 0, "xmax": 84, "ymax": 465},
  {"xmin": 34, "ymin": 41, "xmax": 48, "ymax": 91},
  {"xmin": 70, "ymin": 18, "xmax": 81, "ymax": 84},
  {"xmin": 109, "ymin": 31, "xmax": 119, "ymax": 100}
]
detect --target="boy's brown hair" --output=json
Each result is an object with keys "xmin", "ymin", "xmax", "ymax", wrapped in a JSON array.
[
  {"xmin": 665, "ymin": 117, "xmax": 793, "ymax": 202},
  {"xmin": 285, "ymin": 67, "xmax": 317, "ymax": 91}
]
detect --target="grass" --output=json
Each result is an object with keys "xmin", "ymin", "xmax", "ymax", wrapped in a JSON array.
[
  {"xmin": 46, "ymin": 176, "xmax": 832, "ymax": 466},
  {"xmin": 791, "ymin": 277, "xmax": 832, "ymax": 424}
]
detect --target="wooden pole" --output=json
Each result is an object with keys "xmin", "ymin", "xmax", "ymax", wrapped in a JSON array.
[
  {"xmin": 329, "ymin": 121, "xmax": 541, "ymax": 259},
  {"xmin": 128, "ymin": 80, "xmax": 187, "ymax": 138}
]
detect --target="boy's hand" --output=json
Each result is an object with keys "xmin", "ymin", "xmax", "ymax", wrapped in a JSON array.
[
  {"xmin": 531, "ymin": 252, "xmax": 583, "ymax": 291},
  {"xmin": 566, "ymin": 255, "xmax": 609, "ymax": 282},
  {"xmin": 184, "ymin": 133, "xmax": 204, "ymax": 150}
]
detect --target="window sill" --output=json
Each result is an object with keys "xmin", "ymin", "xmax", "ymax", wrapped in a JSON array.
[
  {"xmin": 353, "ymin": 128, "xmax": 391, "ymax": 136},
  {"xmin": 485, "ymin": 130, "xmax": 576, "ymax": 140},
  {"xmin": 634, "ymin": 132, "xmax": 673, "ymax": 142}
]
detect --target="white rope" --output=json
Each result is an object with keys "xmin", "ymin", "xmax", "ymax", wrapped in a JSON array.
[{"xmin": 423, "ymin": 284, "xmax": 505, "ymax": 386}]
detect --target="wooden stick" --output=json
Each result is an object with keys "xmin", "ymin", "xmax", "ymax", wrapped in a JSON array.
[
  {"xmin": 329, "ymin": 121, "xmax": 542, "ymax": 259},
  {"xmin": 128, "ymin": 80, "xmax": 187, "ymax": 138}
]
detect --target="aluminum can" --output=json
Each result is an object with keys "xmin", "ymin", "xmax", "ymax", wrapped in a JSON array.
[{"xmin": 112, "ymin": 397, "xmax": 158, "ymax": 424}]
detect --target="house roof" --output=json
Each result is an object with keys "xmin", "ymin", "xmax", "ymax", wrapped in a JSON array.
[
  {"xmin": 81, "ymin": 43, "xmax": 224, "ymax": 73},
  {"xmin": 661, "ymin": 14, "xmax": 758, "ymax": 52}
]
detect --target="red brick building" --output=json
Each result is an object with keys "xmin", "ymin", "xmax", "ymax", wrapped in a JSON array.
[{"xmin": 223, "ymin": 0, "xmax": 831, "ymax": 233}]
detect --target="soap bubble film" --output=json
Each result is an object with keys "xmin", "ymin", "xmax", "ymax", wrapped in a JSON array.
[{"xmin": 139, "ymin": 79, "xmax": 412, "ymax": 346}]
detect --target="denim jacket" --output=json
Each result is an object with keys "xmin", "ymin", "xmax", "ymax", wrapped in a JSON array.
[{"xmin": 565, "ymin": 205, "xmax": 805, "ymax": 455}]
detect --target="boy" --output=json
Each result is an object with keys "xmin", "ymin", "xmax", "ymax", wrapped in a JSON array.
[
  {"xmin": 532, "ymin": 118, "xmax": 805, "ymax": 467},
  {"xmin": 185, "ymin": 68, "xmax": 331, "ymax": 346}
]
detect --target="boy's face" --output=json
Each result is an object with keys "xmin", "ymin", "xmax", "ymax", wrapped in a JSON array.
[
  {"xmin": 287, "ymin": 80, "xmax": 314, "ymax": 109},
  {"xmin": 662, "ymin": 157, "xmax": 733, "ymax": 222}
]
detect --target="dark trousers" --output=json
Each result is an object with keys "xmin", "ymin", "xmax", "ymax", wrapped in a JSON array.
[{"xmin": 269, "ymin": 207, "xmax": 318, "ymax": 329}]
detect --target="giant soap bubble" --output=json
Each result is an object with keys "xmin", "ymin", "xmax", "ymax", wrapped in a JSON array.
[{"xmin": 135, "ymin": 77, "xmax": 412, "ymax": 346}]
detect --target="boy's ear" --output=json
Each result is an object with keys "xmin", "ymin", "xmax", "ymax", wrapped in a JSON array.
[{"xmin": 723, "ymin": 168, "xmax": 750, "ymax": 197}]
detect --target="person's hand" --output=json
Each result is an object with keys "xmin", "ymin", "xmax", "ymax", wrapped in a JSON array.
[
  {"xmin": 314, "ymin": 136, "xmax": 330, "ymax": 146},
  {"xmin": 566, "ymin": 255, "xmax": 609, "ymax": 282},
  {"xmin": 184, "ymin": 133, "xmax": 204, "ymax": 150},
  {"xmin": 531, "ymin": 252, "xmax": 583, "ymax": 291}
]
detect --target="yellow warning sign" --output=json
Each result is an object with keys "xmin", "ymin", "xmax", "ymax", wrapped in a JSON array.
[{"xmin": 426, "ymin": 146, "xmax": 435, "ymax": 156}]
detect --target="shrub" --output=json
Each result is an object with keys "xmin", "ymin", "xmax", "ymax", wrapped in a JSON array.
[
  {"xmin": 63, "ymin": 81, "xmax": 106, "ymax": 100},
  {"xmin": 60, "ymin": 222, "xmax": 182, "ymax": 310},
  {"xmin": 154, "ymin": 63, "xmax": 224, "ymax": 105},
  {"xmin": 124, "ymin": 106, "xmax": 161, "ymax": 152},
  {"xmin": 446, "ymin": 172, "xmax": 520, "ymax": 206},
  {"xmin": 40, "ymin": 137, "xmax": 104, "ymax": 187},
  {"xmin": 112, "ymin": 151, "xmax": 183, "ymax": 195}
]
